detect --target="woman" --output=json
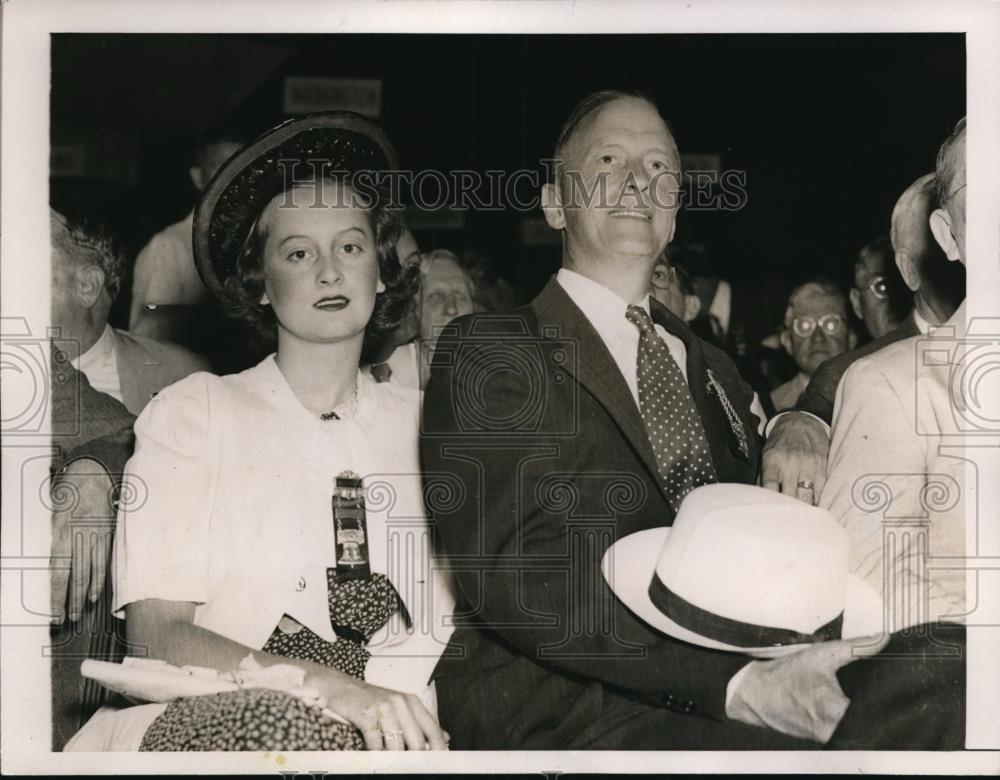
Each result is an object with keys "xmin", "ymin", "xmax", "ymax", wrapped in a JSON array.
[{"xmin": 73, "ymin": 114, "xmax": 453, "ymax": 752}]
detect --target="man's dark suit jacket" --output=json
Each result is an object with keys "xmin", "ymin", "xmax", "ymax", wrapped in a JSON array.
[
  {"xmin": 421, "ymin": 278, "xmax": 783, "ymax": 749},
  {"xmin": 796, "ymin": 311, "xmax": 920, "ymax": 424},
  {"xmin": 50, "ymin": 359, "xmax": 136, "ymax": 749}
]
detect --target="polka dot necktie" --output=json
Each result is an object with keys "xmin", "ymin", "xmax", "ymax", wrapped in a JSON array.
[{"xmin": 625, "ymin": 304, "xmax": 717, "ymax": 511}]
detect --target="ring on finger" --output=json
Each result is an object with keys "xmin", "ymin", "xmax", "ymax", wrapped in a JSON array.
[{"xmin": 797, "ymin": 479, "xmax": 814, "ymax": 490}]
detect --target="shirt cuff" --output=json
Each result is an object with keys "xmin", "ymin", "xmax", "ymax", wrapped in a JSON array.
[
  {"xmin": 725, "ymin": 661, "xmax": 755, "ymax": 712},
  {"xmin": 763, "ymin": 409, "xmax": 831, "ymax": 439}
]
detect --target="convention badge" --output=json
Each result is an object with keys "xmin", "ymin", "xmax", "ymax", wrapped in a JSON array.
[
  {"xmin": 331, "ymin": 470, "xmax": 372, "ymax": 581},
  {"xmin": 706, "ymin": 368, "xmax": 751, "ymax": 460}
]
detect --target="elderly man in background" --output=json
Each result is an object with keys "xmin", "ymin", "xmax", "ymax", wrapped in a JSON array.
[
  {"xmin": 795, "ymin": 174, "xmax": 965, "ymax": 425},
  {"xmin": 813, "ymin": 119, "xmax": 972, "ymax": 747},
  {"xmin": 52, "ymin": 210, "xmax": 210, "ymax": 417},
  {"xmin": 770, "ymin": 280, "xmax": 856, "ymax": 412},
  {"xmin": 364, "ymin": 245, "xmax": 477, "ymax": 388},
  {"xmin": 762, "ymin": 170, "xmax": 966, "ymax": 500},
  {"xmin": 822, "ymin": 120, "xmax": 969, "ymax": 633},
  {"xmin": 129, "ymin": 122, "xmax": 247, "ymax": 335},
  {"xmin": 849, "ymin": 235, "xmax": 910, "ymax": 340}
]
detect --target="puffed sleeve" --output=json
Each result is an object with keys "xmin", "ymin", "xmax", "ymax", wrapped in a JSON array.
[{"xmin": 112, "ymin": 372, "xmax": 218, "ymax": 616}]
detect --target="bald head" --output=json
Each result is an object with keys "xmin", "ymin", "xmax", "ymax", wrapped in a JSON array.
[{"xmin": 890, "ymin": 173, "xmax": 944, "ymax": 289}]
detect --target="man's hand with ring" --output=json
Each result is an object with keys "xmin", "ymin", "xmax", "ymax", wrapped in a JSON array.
[{"xmin": 761, "ymin": 411, "xmax": 830, "ymax": 505}]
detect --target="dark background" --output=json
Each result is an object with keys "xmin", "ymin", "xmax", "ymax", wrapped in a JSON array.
[{"xmin": 50, "ymin": 33, "xmax": 965, "ymax": 332}]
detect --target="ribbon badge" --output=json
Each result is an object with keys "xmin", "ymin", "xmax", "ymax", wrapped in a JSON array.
[{"xmin": 706, "ymin": 368, "xmax": 750, "ymax": 460}]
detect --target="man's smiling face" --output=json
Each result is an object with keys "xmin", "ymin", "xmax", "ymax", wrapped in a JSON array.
[{"xmin": 559, "ymin": 97, "xmax": 681, "ymax": 266}]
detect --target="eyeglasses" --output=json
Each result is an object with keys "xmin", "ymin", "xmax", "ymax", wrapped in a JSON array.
[
  {"xmin": 792, "ymin": 313, "xmax": 846, "ymax": 338},
  {"xmin": 858, "ymin": 274, "xmax": 889, "ymax": 300}
]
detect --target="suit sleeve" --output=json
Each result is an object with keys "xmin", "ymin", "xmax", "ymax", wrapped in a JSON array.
[
  {"xmin": 421, "ymin": 319, "xmax": 748, "ymax": 719},
  {"xmin": 795, "ymin": 358, "xmax": 842, "ymax": 425}
]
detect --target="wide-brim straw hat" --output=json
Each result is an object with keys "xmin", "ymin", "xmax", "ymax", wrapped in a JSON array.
[
  {"xmin": 193, "ymin": 111, "xmax": 398, "ymax": 298},
  {"xmin": 602, "ymin": 484, "xmax": 883, "ymax": 658}
]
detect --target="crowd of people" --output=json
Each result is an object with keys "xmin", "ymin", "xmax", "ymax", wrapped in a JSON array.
[{"xmin": 48, "ymin": 91, "xmax": 970, "ymax": 752}]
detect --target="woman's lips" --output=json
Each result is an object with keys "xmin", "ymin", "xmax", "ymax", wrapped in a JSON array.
[{"xmin": 314, "ymin": 296, "xmax": 350, "ymax": 311}]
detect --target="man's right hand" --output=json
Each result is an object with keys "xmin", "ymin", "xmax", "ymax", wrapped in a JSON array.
[
  {"xmin": 50, "ymin": 458, "xmax": 116, "ymax": 624},
  {"xmin": 761, "ymin": 411, "xmax": 830, "ymax": 505},
  {"xmin": 726, "ymin": 633, "xmax": 889, "ymax": 743}
]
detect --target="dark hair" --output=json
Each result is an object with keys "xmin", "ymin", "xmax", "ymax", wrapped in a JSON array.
[
  {"xmin": 855, "ymin": 234, "xmax": 910, "ymax": 325},
  {"xmin": 552, "ymin": 89, "xmax": 680, "ymax": 183},
  {"xmin": 935, "ymin": 116, "xmax": 966, "ymax": 205},
  {"xmin": 193, "ymin": 118, "xmax": 251, "ymax": 168},
  {"xmin": 220, "ymin": 176, "xmax": 419, "ymax": 359}
]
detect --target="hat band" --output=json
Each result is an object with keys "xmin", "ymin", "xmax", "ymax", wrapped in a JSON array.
[{"xmin": 648, "ymin": 573, "xmax": 843, "ymax": 648}]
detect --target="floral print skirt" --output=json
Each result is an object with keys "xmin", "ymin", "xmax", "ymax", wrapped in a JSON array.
[{"xmin": 139, "ymin": 571, "xmax": 402, "ymax": 751}]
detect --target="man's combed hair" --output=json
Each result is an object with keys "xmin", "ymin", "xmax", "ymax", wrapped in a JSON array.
[
  {"xmin": 220, "ymin": 175, "xmax": 419, "ymax": 359},
  {"xmin": 935, "ymin": 117, "xmax": 966, "ymax": 204},
  {"xmin": 52, "ymin": 216, "xmax": 126, "ymax": 301},
  {"xmin": 552, "ymin": 89, "xmax": 681, "ymax": 180}
]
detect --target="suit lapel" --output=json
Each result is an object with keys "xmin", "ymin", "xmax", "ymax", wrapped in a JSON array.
[{"xmin": 532, "ymin": 279, "xmax": 668, "ymax": 504}]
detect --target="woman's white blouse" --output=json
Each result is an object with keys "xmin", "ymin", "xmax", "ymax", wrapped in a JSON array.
[{"xmin": 112, "ymin": 355, "xmax": 454, "ymax": 694}]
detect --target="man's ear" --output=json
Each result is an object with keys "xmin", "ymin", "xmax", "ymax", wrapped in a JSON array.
[
  {"xmin": 189, "ymin": 165, "xmax": 205, "ymax": 192},
  {"xmin": 541, "ymin": 183, "xmax": 566, "ymax": 231},
  {"xmin": 849, "ymin": 288, "xmax": 863, "ymax": 320},
  {"xmin": 896, "ymin": 250, "xmax": 920, "ymax": 292},
  {"xmin": 76, "ymin": 265, "xmax": 106, "ymax": 308},
  {"xmin": 779, "ymin": 329, "xmax": 793, "ymax": 356},
  {"xmin": 929, "ymin": 208, "xmax": 961, "ymax": 262}
]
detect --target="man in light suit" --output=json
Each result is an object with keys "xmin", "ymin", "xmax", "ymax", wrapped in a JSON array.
[
  {"xmin": 762, "ymin": 170, "xmax": 966, "ymax": 500},
  {"xmin": 817, "ymin": 119, "xmax": 972, "ymax": 746},
  {"xmin": 421, "ymin": 91, "xmax": 889, "ymax": 750},
  {"xmin": 52, "ymin": 210, "xmax": 210, "ymax": 416}
]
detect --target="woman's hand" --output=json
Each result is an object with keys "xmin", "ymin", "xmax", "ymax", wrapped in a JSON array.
[{"xmin": 320, "ymin": 675, "xmax": 448, "ymax": 751}]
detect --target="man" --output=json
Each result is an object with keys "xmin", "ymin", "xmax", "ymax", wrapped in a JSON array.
[
  {"xmin": 650, "ymin": 250, "xmax": 700, "ymax": 322},
  {"xmin": 814, "ymin": 119, "xmax": 971, "ymax": 744},
  {"xmin": 52, "ymin": 210, "xmax": 210, "ymax": 416},
  {"xmin": 762, "ymin": 172, "xmax": 966, "ymax": 498},
  {"xmin": 128, "ymin": 123, "xmax": 246, "ymax": 334},
  {"xmin": 770, "ymin": 280, "xmax": 856, "ymax": 412},
  {"xmin": 422, "ymin": 91, "xmax": 878, "ymax": 750},
  {"xmin": 366, "ymin": 247, "xmax": 476, "ymax": 388},
  {"xmin": 849, "ymin": 235, "xmax": 909, "ymax": 340},
  {"xmin": 48, "ymin": 358, "xmax": 135, "ymax": 749},
  {"xmin": 794, "ymin": 174, "xmax": 965, "ymax": 425}
]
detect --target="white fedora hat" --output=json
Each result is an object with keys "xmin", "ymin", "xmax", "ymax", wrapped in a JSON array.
[{"xmin": 602, "ymin": 484, "xmax": 883, "ymax": 658}]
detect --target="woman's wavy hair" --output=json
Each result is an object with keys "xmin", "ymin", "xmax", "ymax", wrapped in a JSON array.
[{"xmin": 220, "ymin": 175, "xmax": 419, "ymax": 361}]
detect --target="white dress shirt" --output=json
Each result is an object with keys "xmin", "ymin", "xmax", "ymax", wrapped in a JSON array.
[
  {"xmin": 557, "ymin": 269, "xmax": 765, "ymax": 433},
  {"xmin": 113, "ymin": 355, "xmax": 454, "ymax": 696},
  {"xmin": 557, "ymin": 268, "xmax": 689, "ymax": 409},
  {"xmin": 71, "ymin": 324, "xmax": 123, "ymax": 403}
]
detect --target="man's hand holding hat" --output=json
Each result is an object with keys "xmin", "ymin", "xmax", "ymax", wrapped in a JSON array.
[{"xmin": 726, "ymin": 632, "xmax": 890, "ymax": 743}]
